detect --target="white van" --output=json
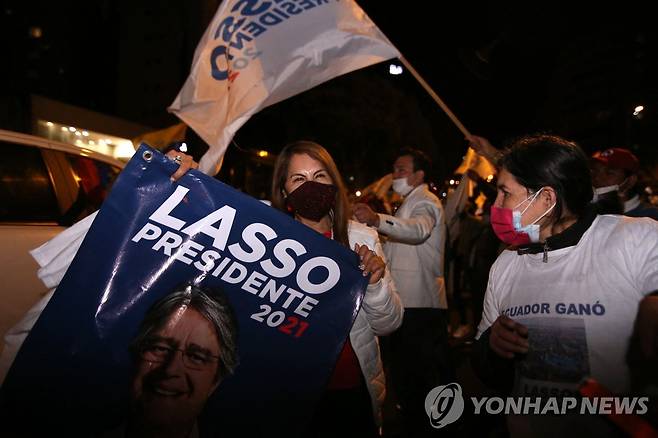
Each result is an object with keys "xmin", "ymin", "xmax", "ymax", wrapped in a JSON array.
[{"xmin": 0, "ymin": 129, "xmax": 125, "ymax": 343}]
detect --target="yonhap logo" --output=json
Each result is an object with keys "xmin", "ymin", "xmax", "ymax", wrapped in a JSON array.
[{"xmin": 425, "ymin": 383, "xmax": 465, "ymax": 428}]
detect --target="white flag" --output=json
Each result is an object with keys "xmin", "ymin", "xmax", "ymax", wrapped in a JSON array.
[
  {"xmin": 445, "ymin": 148, "xmax": 496, "ymax": 243},
  {"xmin": 454, "ymin": 147, "xmax": 496, "ymax": 183},
  {"xmin": 169, "ymin": 0, "xmax": 400, "ymax": 175}
]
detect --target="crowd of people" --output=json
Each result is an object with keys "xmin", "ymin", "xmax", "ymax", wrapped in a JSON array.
[{"xmin": 2, "ymin": 133, "xmax": 658, "ymax": 437}]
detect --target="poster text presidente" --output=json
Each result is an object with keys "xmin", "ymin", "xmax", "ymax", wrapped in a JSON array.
[
  {"xmin": 211, "ymin": 0, "xmax": 338, "ymax": 81},
  {"xmin": 131, "ymin": 185, "xmax": 341, "ymax": 319}
]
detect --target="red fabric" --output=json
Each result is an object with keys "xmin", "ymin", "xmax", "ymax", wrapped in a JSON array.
[
  {"xmin": 73, "ymin": 157, "xmax": 101, "ymax": 194},
  {"xmin": 592, "ymin": 148, "xmax": 640, "ymax": 172},
  {"xmin": 579, "ymin": 379, "xmax": 658, "ymax": 438},
  {"xmin": 322, "ymin": 229, "xmax": 363, "ymax": 390},
  {"xmin": 490, "ymin": 205, "xmax": 531, "ymax": 246},
  {"xmin": 327, "ymin": 340, "xmax": 363, "ymax": 390}
]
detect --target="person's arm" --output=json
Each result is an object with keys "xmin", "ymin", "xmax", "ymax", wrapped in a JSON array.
[
  {"xmin": 472, "ymin": 326, "xmax": 516, "ymax": 395},
  {"xmin": 470, "ymin": 262, "xmax": 526, "ymax": 394},
  {"xmin": 629, "ymin": 220, "xmax": 658, "ymax": 360},
  {"xmin": 635, "ymin": 293, "xmax": 658, "ymax": 360},
  {"xmin": 354, "ymin": 233, "xmax": 404, "ymax": 336},
  {"xmin": 467, "ymin": 135, "xmax": 502, "ymax": 163},
  {"xmin": 376, "ymin": 201, "xmax": 438, "ymax": 244},
  {"xmin": 465, "ymin": 169, "xmax": 497, "ymax": 200},
  {"xmin": 627, "ymin": 292, "xmax": 658, "ymax": 393}
]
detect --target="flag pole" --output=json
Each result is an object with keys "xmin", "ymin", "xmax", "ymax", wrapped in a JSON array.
[{"xmin": 398, "ymin": 56, "xmax": 471, "ymax": 138}]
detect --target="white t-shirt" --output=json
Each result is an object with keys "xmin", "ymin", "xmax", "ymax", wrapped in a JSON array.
[{"xmin": 477, "ymin": 214, "xmax": 658, "ymax": 396}]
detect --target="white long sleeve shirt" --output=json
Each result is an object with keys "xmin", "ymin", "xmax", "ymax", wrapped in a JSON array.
[{"xmin": 375, "ymin": 184, "xmax": 447, "ymax": 309}]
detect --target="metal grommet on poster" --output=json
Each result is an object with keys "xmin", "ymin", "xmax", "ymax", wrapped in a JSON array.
[{"xmin": 142, "ymin": 150, "xmax": 153, "ymax": 162}]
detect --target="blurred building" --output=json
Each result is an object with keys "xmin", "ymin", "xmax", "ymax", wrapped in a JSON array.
[
  {"xmin": 1, "ymin": 0, "xmax": 219, "ymax": 158},
  {"xmin": 31, "ymin": 95, "xmax": 148, "ymax": 161}
]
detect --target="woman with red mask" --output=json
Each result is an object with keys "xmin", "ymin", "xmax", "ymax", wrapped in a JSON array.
[
  {"xmin": 271, "ymin": 141, "xmax": 403, "ymax": 437},
  {"xmin": 471, "ymin": 134, "xmax": 658, "ymax": 437}
]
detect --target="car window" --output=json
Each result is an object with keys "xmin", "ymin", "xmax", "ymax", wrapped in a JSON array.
[
  {"xmin": 0, "ymin": 140, "xmax": 123, "ymax": 225},
  {"xmin": 59, "ymin": 155, "xmax": 122, "ymax": 225},
  {"xmin": 0, "ymin": 141, "xmax": 60, "ymax": 223}
]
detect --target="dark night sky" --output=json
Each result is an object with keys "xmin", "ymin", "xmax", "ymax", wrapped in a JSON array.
[
  {"xmin": 5, "ymin": 1, "xmax": 658, "ymax": 192},
  {"xmin": 238, "ymin": 1, "xmax": 658, "ymax": 187},
  {"xmin": 359, "ymin": 1, "xmax": 658, "ymax": 145},
  {"xmin": 240, "ymin": 1, "xmax": 658, "ymax": 181}
]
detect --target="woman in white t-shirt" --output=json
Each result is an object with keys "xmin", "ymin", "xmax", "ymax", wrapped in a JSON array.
[{"xmin": 471, "ymin": 134, "xmax": 658, "ymax": 437}]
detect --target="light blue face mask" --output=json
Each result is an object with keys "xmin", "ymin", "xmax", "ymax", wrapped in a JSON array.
[{"xmin": 511, "ymin": 188, "xmax": 556, "ymax": 243}]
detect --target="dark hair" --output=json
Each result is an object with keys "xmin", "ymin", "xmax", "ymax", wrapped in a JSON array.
[
  {"xmin": 398, "ymin": 147, "xmax": 432, "ymax": 181},
  {"xmin": 498, "ymin": 134, "xmax": 593, "ymax": 220},
  {"xmin": 131, "ymin": 284, "xmax": 239, "ymax": 381},
  {"xmin": 271, "ymin": 141, "xmax": 350, "ymax": 247}
]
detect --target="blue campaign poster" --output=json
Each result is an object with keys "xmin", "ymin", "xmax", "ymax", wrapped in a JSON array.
[{"xmin": 0, "ymin": 145, "xmax": 368, "ymax": 437}]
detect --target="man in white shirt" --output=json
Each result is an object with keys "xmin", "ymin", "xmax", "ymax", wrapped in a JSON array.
[{"xmin": 354, "ymin": 148, "xmax": 452, "ymax": 437}]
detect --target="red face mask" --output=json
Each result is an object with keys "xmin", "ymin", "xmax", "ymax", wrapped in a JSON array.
[
  {"xmin": 490, "ymin": 205, "xmax": 531, "ymax": 246},
  {"xmin": 490, "ymin": 187, "xmax": 556, "ymax": 246},
  {"xmin": 285, "ymin": 181, "xmax": 337, "ymax": 222}
]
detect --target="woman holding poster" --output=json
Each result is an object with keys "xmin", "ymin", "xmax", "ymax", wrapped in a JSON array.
[
  {"xmin": 271, "ymin": 141, "xmax": 404, "ymax": 437},
  {"xmin": 0, "ymin": 143, "xmax": 401, "ymax": 437}
]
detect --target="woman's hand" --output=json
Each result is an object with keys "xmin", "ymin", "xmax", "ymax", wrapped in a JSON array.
[
  {"xmin": 354, "ymin": 243, "xmax": 385, "ymax": 284},
  {"xmin": 489, "ymin": 315, "xmax": 529, "ymax": 359},
  {"xmin": 165, "ymin": 150, "xmax": 199, "ymax": 182}
]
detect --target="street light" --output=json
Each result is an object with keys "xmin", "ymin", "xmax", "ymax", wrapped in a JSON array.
[
  {"xmin": 633, "ymin": 105, "xmax": 644, "ymax": 117},
  {"xmin": 389, "ymin": 64, "xmax": 403, "ymax": 75}
]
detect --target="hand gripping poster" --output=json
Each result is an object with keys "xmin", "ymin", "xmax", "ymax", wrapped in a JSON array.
[{"xmin": 0, "ymin": 145, "xmax": 369, "ymax": 437}]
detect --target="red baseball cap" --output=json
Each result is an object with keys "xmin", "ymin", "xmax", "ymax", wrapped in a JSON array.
[{"xmin": 592, "ymin": 148, "xmax": 640, "ymax": 172}]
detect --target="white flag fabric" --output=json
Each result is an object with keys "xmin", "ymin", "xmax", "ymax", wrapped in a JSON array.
[
  {"xmin": 454, "ymin": 147, "xmax": 496, "ymax": 183},
  {"xmin": 169, "ymin": 0, "xmax": 400, "ymax": 175},
  {"xmin": 444, "ymin": 148, "xmax": 497, "ymax": 243}
]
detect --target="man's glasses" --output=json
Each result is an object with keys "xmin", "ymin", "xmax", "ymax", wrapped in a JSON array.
[{"xmin": 139, "ymin": 341, "xmax": 219, "ymax": 371}]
